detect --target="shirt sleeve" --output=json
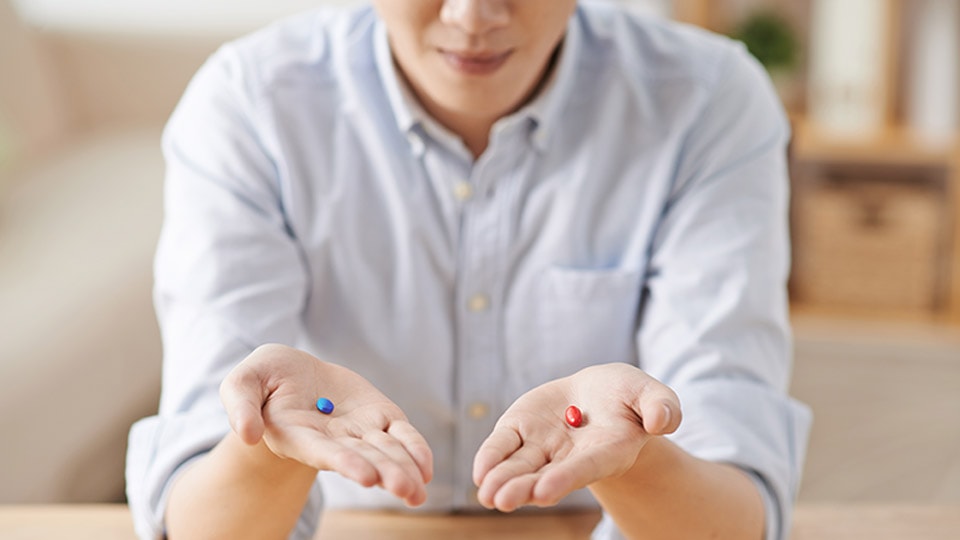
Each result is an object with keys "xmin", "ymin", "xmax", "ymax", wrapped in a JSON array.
[
  {"xmin": 601, "ymin": 43, "xmax": 811, "ymax": 540},
  {"xmin": 124, "ymin": 46, "xmax": 323, "ymax": 540}
]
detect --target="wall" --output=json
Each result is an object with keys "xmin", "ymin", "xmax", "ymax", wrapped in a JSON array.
[
  {"xmin": 10, "ymin": 0, "xmax": 668, "ymax": 36},
  {"xmin": 10, "ymin": 0, "xmax": 358, "ymax": 36}
]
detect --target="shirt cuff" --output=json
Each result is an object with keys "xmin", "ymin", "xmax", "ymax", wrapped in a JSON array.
[
  {"xmin": 590, "ymin": 512, "xmax": 627, "ymax": 540},
  {"xmin": 589, "ymin": 469, "xmax": 780, "ymax": 540},
  {"xmin": 667, "ymin": 377, "xmax": 811, "ymax": 540},
  {"xmin": 125, "ymin": 409, "xmax": 231, "ymax": 539},
  {"xmin": 126, "ymin": 409, "xmax": 326, "ymax": 540},
  {"xmin": 744, "ymin": 467, "xmax": 782, "ymax": 540}
]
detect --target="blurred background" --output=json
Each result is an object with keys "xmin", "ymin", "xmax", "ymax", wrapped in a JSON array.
[{"xmin": 1, "ymin": 0, "xmax": 958, "ymax": 510}]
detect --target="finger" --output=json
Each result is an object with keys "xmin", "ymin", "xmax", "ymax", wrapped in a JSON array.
[
  {"xmin": 530, "ymin": 452, "xmax": 603, "ymax": 507},
  {"xmin": 635, "ymin": 382, "xmax": 682, "ymax": 435},
  {"xmin": 220, "ymin": 367, "xmax": 266, "ymax": 445},
  {"xmin": 338, "ymin": 436, "xmax": 425, "ymax": 497},
  {"xmin": 491, "ymin": 472, "xmax": 540, "ymax": 512},
  {"xmin": 476, "ymin": 445, "xmax": 548, "ymax": 509},
  {"xmin": 387, "ymin": 421, "xmax": 435, "ymax": 484},
  {"xmin": 362, "ymin": 430, "xmax": 429, "ymax": 506},
  {"xmin": 472, "ymin": 427, "xmax": 523, "ymax": 486},
  {"xmin": 277, "ymin": 426, "xmax": 380, "ymax": 486}
]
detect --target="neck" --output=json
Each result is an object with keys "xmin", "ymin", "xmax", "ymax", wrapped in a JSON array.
[
  {"xmin": 427, "ymin": 107, "xmax": 495, "ymax": 159},
  {"xmin": 398, "ymin": 42, "xmax": 563, "ymax": 161}
]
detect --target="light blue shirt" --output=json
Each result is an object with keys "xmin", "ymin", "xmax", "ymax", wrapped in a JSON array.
[{"xmin": 126, "ymin": 3, "xmax": 811, "ymax": 540}]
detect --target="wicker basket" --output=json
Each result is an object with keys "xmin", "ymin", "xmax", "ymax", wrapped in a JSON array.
[{"xmin": 793, "ymin": 174, "xmax": 949, "ymax": 312}]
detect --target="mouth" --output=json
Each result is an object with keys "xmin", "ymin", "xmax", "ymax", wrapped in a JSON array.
[{"xmin": 439, "ymin": 49, "xmax": 513, "ymax": 76}]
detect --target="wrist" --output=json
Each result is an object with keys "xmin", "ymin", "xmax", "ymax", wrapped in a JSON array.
[
  {"xmin": 222, "ymin": 430, "xmax": 319, "ymax": 482},
  {"xmin": 589, "ymin": 436, "xmax": 765, "ymax": 540},
  {"xmin": 592, "ymin": 436, "xmax": 678, "ymax": 493}
]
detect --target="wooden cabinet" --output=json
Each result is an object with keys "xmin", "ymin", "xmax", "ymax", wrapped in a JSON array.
[
  {"xmin": 789, "ymin": 121, "xmax": 956, "ymax": 314},
  {"xmin": 789, "ymin": 121, "xmax": 960, "ymax": 320},
  {"xmin": 671, "ymin": 0, "xmax": 960, "ymax": 321}
]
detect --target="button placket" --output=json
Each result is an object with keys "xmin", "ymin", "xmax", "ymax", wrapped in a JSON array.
[
  {"xmin": 451, "ymin": 156, "xmax": 508, "ymax": 508},
  {"xmin": 450, "ymin": 130, "xmax": 533, "ymax": 509}
]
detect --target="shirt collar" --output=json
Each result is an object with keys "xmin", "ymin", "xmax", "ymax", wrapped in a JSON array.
[
  {"xmin": 376, "ymin": 21, "xmax": 469, "ymax": 157},
  {"xmin": 374, "ymin": 21, "xmax": 425, "ymax": 136},
  {"xmin": 517, "ymin": 9, "xmax": 583, "ymax": 153}
]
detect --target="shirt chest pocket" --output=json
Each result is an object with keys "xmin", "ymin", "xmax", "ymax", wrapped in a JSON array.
[{"xmin": 504, "ymin": 267, "xmax": 643, "ymax": 389}]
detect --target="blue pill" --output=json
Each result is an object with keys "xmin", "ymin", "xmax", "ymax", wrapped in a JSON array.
[{"xmin": 315, "ymin": 397, "xmax": 335, "ymax": 414}]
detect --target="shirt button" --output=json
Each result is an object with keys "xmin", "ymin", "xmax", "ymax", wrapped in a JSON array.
[
  {"xmin": 468, "ymin": 402, "xmax": 489, "ymax": 419},
  {"xmin": 453, "ymin": 181, "xmax": 473, "ymax": 202},
  {"xmin": 533, "ymin": 129, "xmax": 548, "ymax": 147},
  {"xmin": 467, "ymin": 294, "xmax": 489, "ymax": 312},
  {"xmin": 406, "ymin": 132, "xmax": 425, "ymax": 155}
]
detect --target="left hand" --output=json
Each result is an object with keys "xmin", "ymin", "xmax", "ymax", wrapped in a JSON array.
[{"xmin": 472, "ymin": 363, "xmax": 681, "ymax": 512}]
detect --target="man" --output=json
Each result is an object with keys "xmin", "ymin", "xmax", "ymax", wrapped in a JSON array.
[{"xmin": 126, "ymin": 1, "xmax": 811, "ymax": 539}]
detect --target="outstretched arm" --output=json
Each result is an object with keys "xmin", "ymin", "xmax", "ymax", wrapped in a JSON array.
[
  {"xmin": 165, "ymin": 432, "xmax": 317, "ymax": 540},
  {"xmin": 165, "ymin": 344, "xmax": 433, "ymax": 540},
  {"xmin": 472, "ymin": 363, "xmax": 763, "ymax": 540},
  {"xmin": 589, "ymin": 432, "xmax": 764, "ymax": 540}
]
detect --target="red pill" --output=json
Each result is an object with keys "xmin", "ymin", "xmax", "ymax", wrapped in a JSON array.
[{"xmin": 565, "ymin": 405, "xmax": 583, "ymax": 427}]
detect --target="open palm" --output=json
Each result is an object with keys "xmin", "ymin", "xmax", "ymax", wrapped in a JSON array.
[
  {"xmin": 472, "ymin": 363, "xmax": 681, "ymax": 512},
  {"xmin": 220, "ymin": 344, "xmax": 433, "ymax": 506}
]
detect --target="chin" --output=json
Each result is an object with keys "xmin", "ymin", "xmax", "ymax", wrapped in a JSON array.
[
  {"xmin": 449, "ymin": 95, "xmax": 516, "ymax": 119},
  {"xmin": 439, "ymin": 82, "xmax": 526, "ymax": 114}
]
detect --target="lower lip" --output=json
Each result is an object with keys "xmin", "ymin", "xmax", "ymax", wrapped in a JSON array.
[{"xmin": 441, "ymin": 51, "xmax": 511, "ymax": 76}]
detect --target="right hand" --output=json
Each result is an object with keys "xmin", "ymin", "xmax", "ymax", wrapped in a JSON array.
[{"xmin": 220, "ymin": 344, "xmax": 433, "ymax": 506}]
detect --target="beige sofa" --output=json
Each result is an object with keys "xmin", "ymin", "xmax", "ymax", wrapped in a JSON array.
[{"xmin": 0, "ymin": 0, "xmax": 225, "ymax": 503}]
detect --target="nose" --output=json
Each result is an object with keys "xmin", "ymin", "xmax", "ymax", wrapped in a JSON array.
[{"xmin": 440, "ymin": 0, "xmax": 510, "ymax": 35}]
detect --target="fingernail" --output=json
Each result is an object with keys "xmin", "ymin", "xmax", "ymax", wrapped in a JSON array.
[{"xmin": 661, "ymin": 404, "xmax": 672, "ymax": 431}]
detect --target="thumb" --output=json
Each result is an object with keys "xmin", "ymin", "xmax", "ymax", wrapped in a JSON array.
[
  {"xmin": 220, "ymin": 366, "xmax": 267, "ymax": 445},
  {"xmin": 635, "ymin": 382, "xmax": 682, "ymax": 436}
]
